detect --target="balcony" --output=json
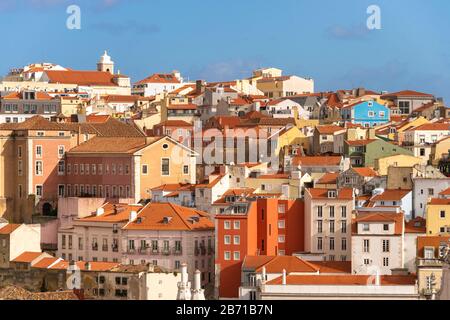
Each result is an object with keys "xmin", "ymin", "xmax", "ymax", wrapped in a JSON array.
[
  {"xmin": 112, "ymin": 245, "xmax": 119, "ymax": 252},
  {"xmin": 102, "ymin": 245, "xmax": 108, "ymax": 252},
  {"xmin": 161, "ymin": 248, "xmax": 171, "ymax": 256},
  {"xmin": 417, "ymin": 258, "xmax": 443, "ymax": 267},
  {"xmin": 92, "ymin": 244, "xmax": 98, "ymax": 251},
  {"xmin": 127, "ymin": 247, "xmax": 136, "ymax": 254},
  {"xmin": 208, "ymin": 247, "xmax": 215, "ymax": 255},
  {"xmin": 194, "ymin": 247, "xmax": 200, "ymax": 256}
]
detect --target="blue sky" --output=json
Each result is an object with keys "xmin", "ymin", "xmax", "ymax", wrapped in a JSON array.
[{"xmin": 1, "ymin": 0, "xmax": 449, "ymax": 100}]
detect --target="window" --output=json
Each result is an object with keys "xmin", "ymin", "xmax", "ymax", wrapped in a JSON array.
[
  {"xmin": 364, "ymin": 259, "xmax": 370, "ymax": 265},
  {"xmin": 329, "ymin": 220, "xmax": 335, "ymax": 233},
  {"xmin": 341, "ymin": 220, "xmax": 347, "ymax": 233},
  {"xmin": 161, "ymin": 158, "xmax": 170, "ymax": 176},
  {"xmin": 92, "ymin": 164, "xmax": 96, "ymax": 175},
  {"xmin": 224, "ymin": 235, "xmax": 231, "ymax": 245},
  {"xmin": 36, "ymin": 145, "xmax": 42, "ymax": 158},
  {"xmin": 58, "ymin": 185, "xmax": 65, "ymax": 197},
  {"xmin": 317, "ymin": 220, "xmax": 323, "ymax": 233},
  {"xmin": 363, "ymin": 224, "xmax": 370, "ymax": 231},
  {"xmin": 341, "ymin": 206, "xmax": 347, "ymax": 218},
  {"xmin": 317, "ymin": 237, "xmax": 323, "ymax": 251},
  {"xmin": 383, "ymin": 224, "xmax": 389, "ymax": 231},
  {"xmin": 17, "ymin": 146, "xmax": 22, "ymax": 158},
  {"xmin": 368, "ymin": 111, "xmax": 375, "ymax": 117},
  {"xmin": 35, "ymin": 161, "xmax": 43, "ymax": 175},
  {"xmin": 399, "ymin": 101, "xmax": 410, "ymax": 114},
  {"xmin": 428, "ymin": 188, "xmax": 434, "ymax": 196},
  {"xmin": 278, "ymin": 235, "xmax": 285, "ymax": 243},
  {"xmin": 341, "ymin": 238, "xmax": 347, "ymax": 251},
  {"xmin": 142, "ymin": 164, "xmax": 148, "ymax": 175},
  {"xmin": 183, "ymin": 165, "xmax": 189, "ymax": 175},
  {"xmin": 80, "ymin": 164, "xmax": 84, "ymax": 175},
  {"xmin": 233, "ymin": 236, "xmax": 240, "ymax": 245},
  {"xmin": 382, "ymin": 240, "xmax": 390, "ymax": 252},
  {"xmin": 363, "ymin": 239, "xmax": 370, "ymax": 253},
  {"xmin": 18, "ymin": 160, "xmax": 23, "ymax": 176},
  {"xmin": 278, "ymin": 204, "xmax": 286, "ymax": 214},
  {"xmin": 224, "ymin": 251, "xmax": 231, "ymax": 260},
  {"xmin": 233, "ymin": 221, "xmax": 240, "ymax": 230},
  {"xmin": 383, "ymin": 257, "xmax": 389, "ymax": 267},
  {"xmin": 329, "ymin": 237, "xmax": 335, "ymax": 251},
  {"xmin": 440, "ymin": 210, "xmax": 446, "ymax": 218},
  {"xmin": 233, "ymin": 251, "xmax": 240, "ymax": 261},
  {"xmin": 58, "ymin": 161, "xmax": 65, "ymax": 175},
  {"xmin": 224, "ymin": 221, "xmax": 231, "ymax": 229},
  {"xmin": 424, "ymin": 247, "xmax": 435, "ymax": 259},
  {"xmin": 58, "ymin": 145, "xmax": 65, "ymax": 158},
  {"xmin": 35, "ymin": 185, "xmax": 43, "ymax": 197},
  {"xmin": 278, "ymin": 220, "xmax": 285, "ymax": 229},
  {"xmin": 317, "ymin": 206, "xmax": 323, "ymax": 218}
]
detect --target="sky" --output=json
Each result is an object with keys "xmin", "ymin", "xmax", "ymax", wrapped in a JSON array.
[{"xmin": 1, "ymin": 0, "xmax": 450, "ymax": 100}]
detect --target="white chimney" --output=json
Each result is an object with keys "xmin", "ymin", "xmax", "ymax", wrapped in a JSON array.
[
  {"xmin": 177, "ymin": 263, "xmax": 192, "ymax": 300},
  {"xmin": 191, "ymin": 269, "xmax": 205, "ymax": 300},
  {"xmin": 96, "ymin": 207, "xmax": 104, "ymax": 216},
  {"xmin": 282, "ymin": 269, "xmax": 287, "ymax": 285},
  {"xmin": 129, "ymin": 210, "xmax": 137, "ymax": 222}
]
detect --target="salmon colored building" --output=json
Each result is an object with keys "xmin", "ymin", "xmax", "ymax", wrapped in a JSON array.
[{"xmin": 215, "ymin": 198, "xmax": 304, "ymax": 299}]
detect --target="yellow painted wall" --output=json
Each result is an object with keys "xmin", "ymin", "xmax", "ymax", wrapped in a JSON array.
[
  {"xmin": 375, "ymin": 154, "xmax": 425, "ymax": 176},
  {"xmin": 426, "ymin": 203, "xmax": 450, "ymax": 235}
]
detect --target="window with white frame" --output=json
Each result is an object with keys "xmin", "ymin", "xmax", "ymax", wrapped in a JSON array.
[
  {"xmin": 35, "ymin": 161, "xmax": 43, "ymax": 175},
  {"xmin": 224, "ymin": 235, "xmax": 231, "ymax": 245},
  {"xmin": 35, "ymin": 185, "xmax": 43, "ymax": 197},
  {"xmin": 36, "ymin": 145, "xmax": 42, "ymax": 158},
  {"xmin": 278, "ymin": 220, "xmax": 285, "ymax": 229},
  {"xmin": 224, "ymin": 251, "xmax": 231, "ymax": 260},
  {"xmin": 278, "ymin": 235, "xmax": 285, "ymax": 243},
  {"xmin": 58, "ymin": 160, "xmax": 65, "ymax": 175},
  {"xmin": 233, "ymin": 221, "xmax": 240, "ymax": 230},
  {"xmin": 58, "ymin": 145, "xmax": 65, "ymax": 158},
  {"xmin": 233, "ymin": 251, "xmax": 240, "ymax": 261},
  {"xmin": 233, "ymin": 235, "xmax": 240, "ymax": 245},
  {"xmin": 224, "ymin": 221, "xmax": 231, "ymax": 229}
]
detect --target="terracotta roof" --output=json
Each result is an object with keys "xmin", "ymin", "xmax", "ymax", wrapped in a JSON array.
[
  {"xmin": 243, "ymin": 256, "xmax": 319, "ymax": 273},
  {"xmin": 135, "ymin": 73, "xmax": 180, "ymax": 85},
  {"xmin": 308, "ymin": 261, "xmax": 352, "ymax": 274},
  {"xmin": 0, "ymin": 224, "xmax": 21, "ymax": 235},
  {"xmin": 86, "ymin": 114, "xmax": 111, "ymax": 123},
  {"xmin": 307, "ymin": 188, "xmax": 354, "ymax": 200},
  {"xmin": 345, "ymin": 139, "xmax": 377, "ymax": 146},
  {"xmin": 316, "ymin": 125, "xmax": 345, "ymax": 135},
  {"xmin": 45, "ymin": 70, "xmax": 119, "ymax": 86},
  {"xmin": 68, "ymin": 136, "xmax": 148, "ymax": 153},
  {"xmin": 196, "ymin": 175, "xmax": 224, "ymax": 188},
  {"xmin": 11, "ymin": 252, "xmax": 44, "ymax": 263},
  {"xmin": 104, "ymin": 95, "xmax": 142, "ymax": 103},
  {"xmin": 256, "ymin": 173, "xmax": 290, "ymax": 179},
  {"xmin": 32, "ymin": 257, "xmax": 61, "ymax": 269},
  {"xmin": 151, "ymin": 183, "xmax": 195, "ymax": 192},
  {"xmin": 317, "ymin": 172, "xmax": 339, "ymax": 184},
  {"xmin": 371, "ymin": 189, "xmax": 411, "ymax": 201},
  {"xmin": 166, "ymin": 104, "xmax": 197, "ymax": 110},
  {"xmin": 405, "ymin": 217, "xmax": 426, "ymax": 234},
  {"xmin": 429, "ymin": 198, "xmax": 450, "ymax": 205},
  {"xmin": 0, "ymin": 115, "xmax": 64, "ymax": 131},
  {"xmin": 417, "ymin": 236, "xmax": 450, "ymax": 258},
  {"xmin": 352, "ymin": 167, "xmax": 379, "ymax": 177},
  {"xmin": 439, "ymin": 187, "xmax": 450, "ymax": 196},
  {"xmin": 355, "ymin": 212, "xmax": 404, "ymax": 235},
  {"xmin": 123, "ymin": 203, "xmax": 214, "ymax": 231},
  {"xmin": 292, "ymin": 156, "xmax": 342, "ymax": 167},
  {"xmin": 77, "ymin": 203, "xmax": 143, "ymax": 223},
  {"xmin": 406, "ymin": 122, "xmax": 450, "ymax": 131},
  {"xmin": 381, "ymin": 90, "xmax": 434, "ymax": 98},
  {"xmin": 267, "ymin": 274, "xmax": 417, "ymax": 286},
  {"xmin": 2, "ymin": 91, "xmax": 54, "ymax": 100},
  {"xmin": 213, "ymin": 188, "xmax": 256, "ymax": 205},
  {"xmin": 50, "ymin": 261, "xmax": 119, "ymax": 271},
  {"xmin": 156, "ymin": 120, "xmax": 192, "ymax": 127}
]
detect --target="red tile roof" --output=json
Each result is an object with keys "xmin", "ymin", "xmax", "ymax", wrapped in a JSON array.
[
  {"xmin": 135, "ymin": 73, "xmax": 180, "ymax": 85},
  {"xmin": 345, "ymin": 139, "xmax": 377, "ymax": 146},
  {"xmin": 77, "ymin": 203, "xmax": 143, "ymax": 223},
  {"xmin": 354, "ymin": 212, "xmax": 404, "ymax": 235},
  {"xmin": 292, "ymin": 156, "xmax": 342, "ymax": 167},
  {"xmin": 417, "ymin": 236, "xmax": 450, "ymax": 258},
  {"xmin": 316, "ymin": 125, "xmax": 345, "ymax": 135},
  {"xmin": 405, "ymin": 217, "xmax": 426, "ymax": 234},
  {"xmin": 306, "ymin": 188, "xmax": 354, "ymax": 200},
  {"xmin": 371, "ymin": 189, "xmax": 411, "ymax": 201},
  {"xmin": 406, "ymin": 123, "xmax": 450, "ymax": 131},
  {"xmin": 0, "ymin": 224, "xmax": 21, "ymax": 235},
  {"xmin": 317, "ymin": 172, "xmax": 339, "ymax": 184},
  {"xmin": 166, "ymin": 104, "xmax": 197, "ymax": 110},
  {"xmin": 11, "ymin": 252, "xmax": 45, "ymax": 263},
  {"xmin": 123, "ymin": 203, "xmax": 214, "ymax": 231},
  {"xmin": 381, "ymin": 90, "xmax": 434, "ymax": 98},
  {"xmin": 267, "ymin": 274, "xmax": 417, "ymax": 286},
  {"xmin": 352, "ymin": 167, "xmax": 379, "ymax": 177},
  {"xmin": 45, "ymin": 70, "xmax": 120, "ymax": 86},
  {"xmin": 242, "ymin": 256, "xmax": 319, "ymax": 273}
]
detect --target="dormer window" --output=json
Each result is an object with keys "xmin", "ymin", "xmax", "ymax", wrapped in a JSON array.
[
  {"xmin": 163, "ymin": 216, "xmax": 172, "ymax": 224},
  {"xmin": 328, "ymin": 190, "xmax": 337, "ymax": 198},
  {"xmin": 368, "ymin": 101, "xmax": 373, "ymax": 107},
  {"xmin": 136, "ymin": 217, "xmax": 142, "ymax": 224}
]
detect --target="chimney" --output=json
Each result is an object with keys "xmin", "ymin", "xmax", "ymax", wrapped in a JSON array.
[
  {"xmin": 375, "ymin": 270, "xmax": 381, "ymax": 286},
  {"xmin": 96, "ymin": 207, "xmax": 104, "ymax": 216},
  {"xmin": 282, "ymin": 269, "xmax": 287, "ymax": 285},
  {"xmin": 191, "ymin": 269, "xmax": 205, "ymax": 300},
  {"xmin": 196, "ymin": 80, "xmax": 205, "ymax": 94},
  {"xmin": 84, "ymin": 262, "xmax": 91, "ymax": 271},
  {"xmin": 129, "ymin": 210, "xmax": 137, "ymax": 222}
]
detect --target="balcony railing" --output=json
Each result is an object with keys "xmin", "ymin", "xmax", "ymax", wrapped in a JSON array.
[
  {"xmin": 92, "ymin": 244, "xmax": 98, "ymax": 251},
  {"xmin": 112, "ymin": 245, "xmax": 119, "ymax": 252},
  {"xmin": 127, "ymin": 247, "xmax": 136, "ymax": 254},
  {"xmin": 102, "ymin": 245, "xmax": 108, "ymax": 252},
  {"xmin": 172, "ymin": 247, "xmax": 183, "ymax": 255},
  {"xmin": 208, "ymin": 247, "xmax": 215, "ymax": 255},
  {"xmin": 417, "ymin": 258, "xmax": 444, "ymax": 267}
]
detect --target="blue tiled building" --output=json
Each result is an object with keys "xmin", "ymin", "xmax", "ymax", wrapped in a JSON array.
[{"xmin": 341, "ymin": 100, "xmax": 390, "ymax": 127}]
